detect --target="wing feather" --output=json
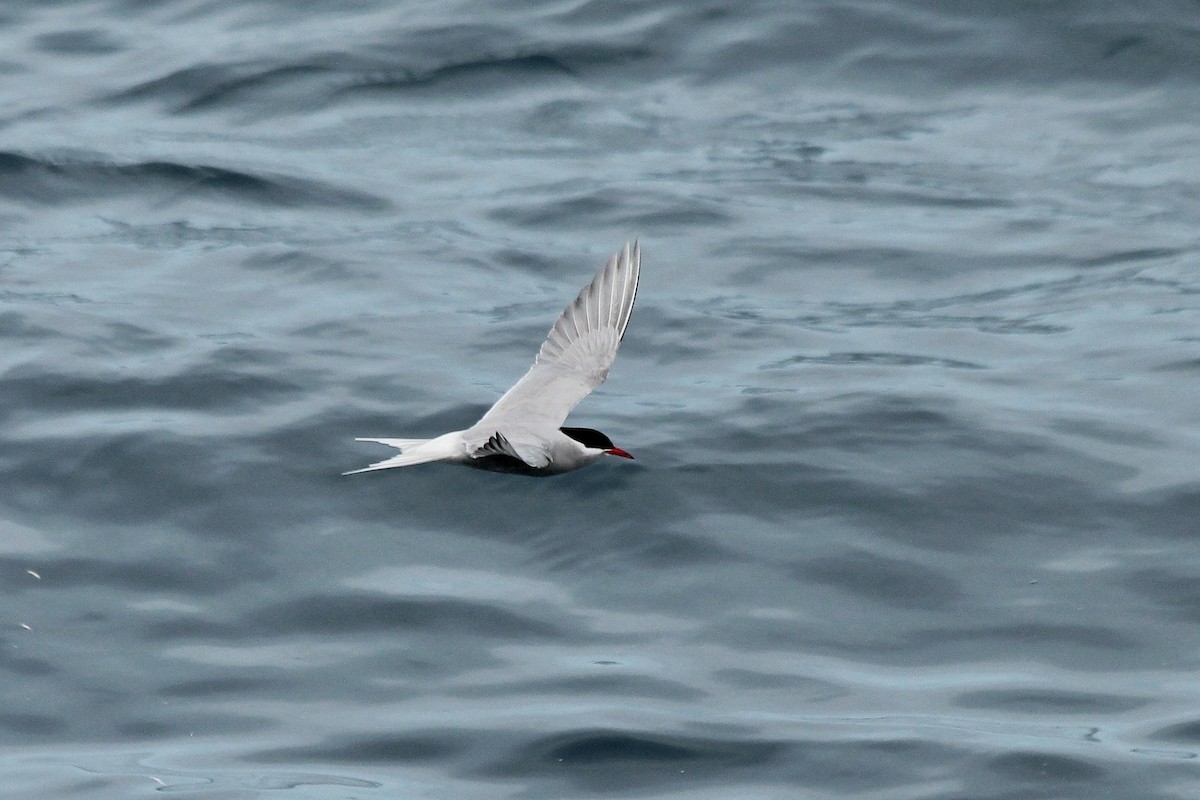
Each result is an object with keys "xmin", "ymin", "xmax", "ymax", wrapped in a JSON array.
[{"xmin": 469, "ymin": 241, "xmax": 641, "ymax": 442}]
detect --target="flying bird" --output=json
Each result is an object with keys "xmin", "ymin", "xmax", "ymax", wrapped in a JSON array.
[{"xmin": 345, "ymin": 241, "xmax": 641, "ymax": 477}]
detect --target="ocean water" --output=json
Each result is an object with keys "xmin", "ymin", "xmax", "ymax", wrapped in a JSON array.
[{"xmin": 3, "ymin": 1, "xmax": 1200, "ymax": 797}]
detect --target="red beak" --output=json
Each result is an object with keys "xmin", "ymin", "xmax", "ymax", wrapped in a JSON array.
[{"xmin": 605, "ymin": 447, "xmax": 634, "ymax": 460}]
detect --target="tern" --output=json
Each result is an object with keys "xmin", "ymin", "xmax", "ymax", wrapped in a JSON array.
[{"xmin": 345, "ymin": 241, "xmax": 641, "ymax": 477}]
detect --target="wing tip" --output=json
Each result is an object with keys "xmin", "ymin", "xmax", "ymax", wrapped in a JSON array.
[{"xmin": 616, "ymin": 238, "xmax": 640, "ymax": 340}]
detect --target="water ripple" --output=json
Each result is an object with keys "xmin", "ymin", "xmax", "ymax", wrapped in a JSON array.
[{"xmin": 0, "ymin": 151, "xmax": 389, "ymax": 210}]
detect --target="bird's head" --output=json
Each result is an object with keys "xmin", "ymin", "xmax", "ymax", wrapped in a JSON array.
[{"xmin": 560, "ymin": 426, "xmax": 634, "ymax": 460}]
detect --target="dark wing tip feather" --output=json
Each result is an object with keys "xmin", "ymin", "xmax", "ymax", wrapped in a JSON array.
[{"xmin": 616, "ymin": 239, "xmax": 640, "ymax": 341}]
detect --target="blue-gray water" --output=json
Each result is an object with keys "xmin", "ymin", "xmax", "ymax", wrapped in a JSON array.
[{"xmin": 4, "ymin": 2, "xmax": 1200, "ymax": 797}]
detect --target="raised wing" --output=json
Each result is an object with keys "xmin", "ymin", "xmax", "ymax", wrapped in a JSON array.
[{"xmin": 470, "ymin": 241, "xmax": 640, "ymax": 438}]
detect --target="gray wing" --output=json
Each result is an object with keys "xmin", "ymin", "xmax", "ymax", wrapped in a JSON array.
[{"xmin": 469, "ymin": 241, "xmax": 641, "ymax": 445}]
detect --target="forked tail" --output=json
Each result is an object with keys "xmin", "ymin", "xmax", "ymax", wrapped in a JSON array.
[{"xmin": 343, "ymin": 436, "xmax": 458, "ymax": 475}]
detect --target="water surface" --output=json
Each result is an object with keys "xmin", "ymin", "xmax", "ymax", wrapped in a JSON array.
[{"xmin": 3, "ymin": 1, "xmax": 1200, "ymax": 797}]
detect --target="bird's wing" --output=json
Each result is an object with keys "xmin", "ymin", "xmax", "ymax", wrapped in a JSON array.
[
  {"xmin": 468, "ymin": 241, "xmax": 640, "ymax": 446},
  {"xmin": 469, "ymin": 430, "xmax": 551, "ymax": 468}
]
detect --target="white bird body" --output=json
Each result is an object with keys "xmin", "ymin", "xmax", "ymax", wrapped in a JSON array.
[{"xmin": 346, "ymin": 241, "xmax": 641, "ymax": 477}]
